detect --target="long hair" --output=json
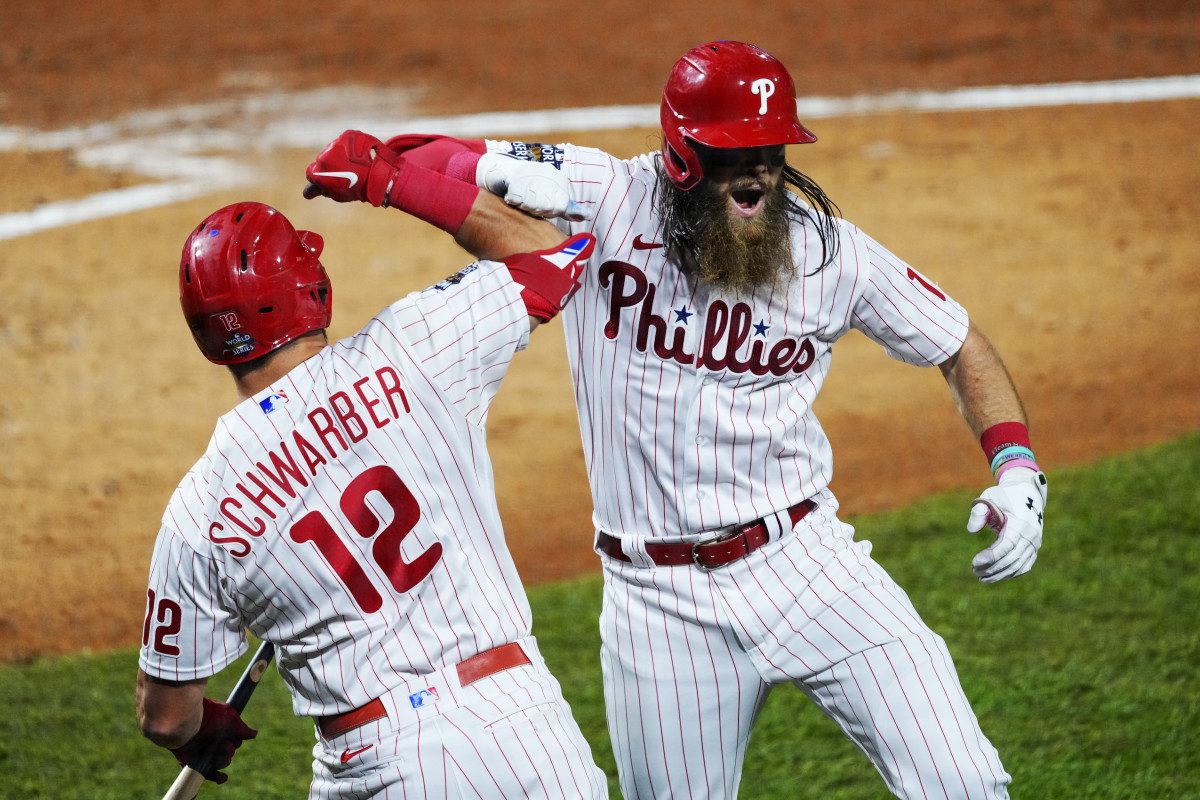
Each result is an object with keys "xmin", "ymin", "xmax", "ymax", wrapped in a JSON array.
[
  {"xmin": 654, "ymin": 156, "xmax": 842, "ymax": 276},
  {"xmin": 781, "ymin": 164, "xmax": 842, "ymax": 273}
]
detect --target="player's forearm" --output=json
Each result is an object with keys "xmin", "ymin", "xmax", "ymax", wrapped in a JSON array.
[
  {"xmin": 938, "ymin": 322, "xmax": 1028, "ymax": 439},
  {"xmin": 410, "ymin": 137, "xmax": 571, "ymax": 260},
  {"xmin": 385, "ymin": 134, "xmax": 486, "ymax": 180},
  {"xmin": 136, "ymin": 668, "xmax": 209, "ymax": 748},
  {"xmin": 454, "ymin": 191, "xmax": 566, "ymax": 262}
]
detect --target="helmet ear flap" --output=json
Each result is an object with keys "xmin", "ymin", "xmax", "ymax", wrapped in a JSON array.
[
  {"xmin": 662, "ymin": 136, "xmax": 703, "ymax": 191},
  {"xmin": 297, "ymin": 229, "xmax": 324, "ymax": 257},
  {"xmin": 660, "ymin": 92, "xmax": 704, "ymax": 190}
]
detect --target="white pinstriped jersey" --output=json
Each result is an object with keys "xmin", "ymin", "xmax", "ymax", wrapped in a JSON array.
[
  {"xmin": 474, "ymin": 141, "xmax": 1010, "ymax": 800},
  {"xmin": 139, "ymin": 260, "xmax": 536, "ymax": 717},
  {"xmin": 486, "ymin": 141, "xmax": 969, "ymax": 540}
]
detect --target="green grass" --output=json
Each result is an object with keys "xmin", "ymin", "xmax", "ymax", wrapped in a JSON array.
[{"xmin": 3, "ymin": 432, "xmax": 1198, "ymax": 799}]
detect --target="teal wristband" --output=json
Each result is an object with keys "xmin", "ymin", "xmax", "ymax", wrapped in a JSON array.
[{"xmin": 990, "ymin": 445, "xmax": 1036, "ymax": 476}]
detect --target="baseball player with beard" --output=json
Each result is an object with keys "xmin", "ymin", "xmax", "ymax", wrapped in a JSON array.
[
  {"xmin": 136, "ymin": 159, "xmax": 609, "ymax": 798},
  {"xmin": 304, "ymin": 40, "xmax": 1048, "ymax": 800}
]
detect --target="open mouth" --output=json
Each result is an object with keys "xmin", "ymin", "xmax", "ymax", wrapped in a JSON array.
[{"xmin": 729, "ymin": 187, "xmax": 766, "ymax": 218}]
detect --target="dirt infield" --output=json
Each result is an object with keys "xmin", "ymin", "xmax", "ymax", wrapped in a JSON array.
[{"xmin": 2, "ymin": 1, "xmax": 1198, "ymax": 661}]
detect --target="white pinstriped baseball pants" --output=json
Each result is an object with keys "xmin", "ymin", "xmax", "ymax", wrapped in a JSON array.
[
  {"xmin": 597, "ymin": 492, "xmax": 1011, "ymax": 799},
  {"xmin": 308, "ymin": 636, "xmax": 608, "ymax": 799}
]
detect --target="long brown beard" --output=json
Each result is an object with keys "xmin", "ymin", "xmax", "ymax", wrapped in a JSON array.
[{"xmin": 658, "ymin": 170, "xmax": 794, "ymax": 293}]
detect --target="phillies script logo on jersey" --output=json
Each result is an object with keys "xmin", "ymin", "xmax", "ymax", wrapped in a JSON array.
[{"xmin": 599, "ymin": 261, "xmax": 816, "ymax": 376}]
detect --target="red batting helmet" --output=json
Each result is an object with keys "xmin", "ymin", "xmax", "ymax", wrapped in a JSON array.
[
  {"xmin": 660, "ymin": 41, "xmax": 817, "ymax": 190},
  {"xmin": 180, "ymin": 202, "xmax": 332, "ymax": 365}
]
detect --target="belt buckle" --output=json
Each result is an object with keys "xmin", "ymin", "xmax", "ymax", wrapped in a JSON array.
[{"xmin": 690, "ymin": 524, "xmax": 745, "ymax": 572}]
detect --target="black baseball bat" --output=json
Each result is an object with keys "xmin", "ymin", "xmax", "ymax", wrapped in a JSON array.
[{"xmin": 160, "ymin": 640, "xmax": 276, "ymax": 800}]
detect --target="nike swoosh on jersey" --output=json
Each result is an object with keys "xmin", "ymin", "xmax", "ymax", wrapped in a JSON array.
[
  {"xmin": 340, "ymin": 744, "xmax": 374, "ymax": 763},
  {"xmin": 632, "ymin": 235, "xmax": 664, "ymax": 250},
  {"xmin": 313, "ymin": 171, "xmax": 359, "ymax": 189}
]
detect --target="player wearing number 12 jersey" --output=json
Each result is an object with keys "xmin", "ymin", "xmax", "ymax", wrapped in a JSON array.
[{"xmin": 136, "ymin": 194, "xmax": 607, "ymax": 798}]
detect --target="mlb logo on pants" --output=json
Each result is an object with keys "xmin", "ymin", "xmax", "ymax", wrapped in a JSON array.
[{"xmin": 409, "ymin": 688, "xmax": 438, "ymax": 708}]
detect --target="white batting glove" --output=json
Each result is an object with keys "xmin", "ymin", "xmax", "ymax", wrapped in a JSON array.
[
  {"xmin": 476, "ymin": 152, "xmax": 591, "ymax": 221},
  {"xmin": 966, "ymin": 467, "xmax": 1048, "ymax": 583}
]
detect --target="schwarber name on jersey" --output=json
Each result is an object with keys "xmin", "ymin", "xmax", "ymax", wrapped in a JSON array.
[
  {"xmin": 487, "ymin": 140, "xmax": 969, "ymax": 540},
  {"xmin": 139, "ymin": 259, "xmax": 533, "ymax": 718}
]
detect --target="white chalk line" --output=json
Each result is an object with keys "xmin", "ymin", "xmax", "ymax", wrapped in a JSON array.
[{"xmin": 2, "ymin": 75, "xmax": 1198, "ymax": 241}]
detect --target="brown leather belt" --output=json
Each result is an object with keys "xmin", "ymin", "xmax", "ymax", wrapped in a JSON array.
[
  {"xmin": 597, "ymin": 500, "xmax": 817, "ymax": 571},
  {"xmin": 317, "ymin": 641, "xmax": 532, "ymax": 739}
]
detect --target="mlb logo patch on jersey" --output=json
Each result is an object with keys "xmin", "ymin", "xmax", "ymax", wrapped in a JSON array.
[
  {"xmin": 259, "ymin": 391, "xmax": 289, "ymax": 414},
  {"xmin": 409, "ymin": 688, "xmax": 439, "ymax": 708},
  {"xmin": 504, "ymin": 142, "xmax": 566, "ymax": 168}
]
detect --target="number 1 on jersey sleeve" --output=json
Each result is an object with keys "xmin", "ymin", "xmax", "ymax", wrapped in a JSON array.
[{"xmin": 906, "ymin": 267, "xmax": 947, "ymax": 301}]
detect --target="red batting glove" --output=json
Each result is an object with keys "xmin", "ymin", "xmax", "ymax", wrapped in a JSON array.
[
  {"xmin": 502, "ymin": 233, "xmax": 596, "ymax": 321},
  {"xmin": 304, "ymin": 130, "xmax": 399, "ymax": 206},
  {"xmin": 304, "ymin": 131, "xmax": 479, "ymax": 235},
  {"xmin": 169, "ymin": 698, "xmax": 258, "ymax": 784}
]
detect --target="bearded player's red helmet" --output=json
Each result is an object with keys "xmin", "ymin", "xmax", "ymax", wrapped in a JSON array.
[
  {"xmin": 660, "ymin": 41, "xmax": 817, "ymax": 190},
  {"xmin": 179, "ymin": 202, "xmax": 332, "ymax": 365}
]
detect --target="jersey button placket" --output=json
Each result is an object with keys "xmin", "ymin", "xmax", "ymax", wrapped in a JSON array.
[{"xmin": 682, "ymin": 367, "xmax": 721, "ymax": 533}]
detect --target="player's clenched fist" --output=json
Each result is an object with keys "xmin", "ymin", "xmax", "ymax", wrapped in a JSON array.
[
  {"xmin": 476, "ymin": 152, "xmax": 592, "ymax": 221},
  {"xmin": 304, "ymin": 130, "xmax": 399, "ymax": 206},
  {"xmin": 966, "ymin": 468, "xmax": 1048, "ymax": 583}
]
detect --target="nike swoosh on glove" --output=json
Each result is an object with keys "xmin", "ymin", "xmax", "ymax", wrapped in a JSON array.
[
  {"xmin": 967, "ymin": 467, "xmax": 1048, "ymax": 583},
  {"xmin": 304, "ymin": 130, "xmax": 398, "ymax": 206}
]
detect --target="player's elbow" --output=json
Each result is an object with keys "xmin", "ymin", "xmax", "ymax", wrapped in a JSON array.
[
  {"xmin": 136, "ymin": 668, "xmax": 205, "ymax": 748},
  {"xmin": 137, "ymin": 704, "xmax": 192, "ymax": 748},
  {"xmin": 137, "ymin": 715, "xmax": 173, "ymax": 747}
]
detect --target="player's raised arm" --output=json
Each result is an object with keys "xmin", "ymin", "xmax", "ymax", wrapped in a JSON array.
[
  {"xmin": 375, "ymin": 131, "xmax": 589, "ymax": 221},
  {"xmin": 302, "ymin": 130, "xmax": 593, "ymax": 330}
]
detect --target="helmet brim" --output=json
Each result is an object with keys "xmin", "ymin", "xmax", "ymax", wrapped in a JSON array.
[{"xmin": 685, "ymin": 117, "xmax": 817, "ymax": 149}]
